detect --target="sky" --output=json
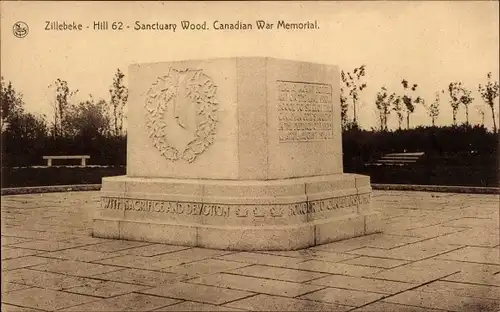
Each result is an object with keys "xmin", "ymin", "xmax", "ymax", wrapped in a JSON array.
[{"xmin": 1, "ymin": 1, "xmax": 499, "ymax": 130}]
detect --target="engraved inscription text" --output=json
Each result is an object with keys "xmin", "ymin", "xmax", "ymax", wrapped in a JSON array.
[
  {"xmin": 101, "ymin": 193, "xmax": 370, "ymax": 219},
  {"xmin": 277, "ymin": 81, "xmax": 333, "ymax": 142}
]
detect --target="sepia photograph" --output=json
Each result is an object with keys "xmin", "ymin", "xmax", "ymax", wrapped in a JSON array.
[{"xmin": 1, "ymin": 1, "xmax": 499, "ymax": 311}]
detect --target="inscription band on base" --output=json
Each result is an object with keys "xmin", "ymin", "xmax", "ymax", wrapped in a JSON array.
[{"xmin": 101, "ymin": 193, "xmax": 370, "ymax": 219}]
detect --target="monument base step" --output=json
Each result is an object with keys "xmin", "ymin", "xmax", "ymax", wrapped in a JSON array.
[{"xmin": 93, "ymin": 174, "xmax": 383, "ymax": 251}]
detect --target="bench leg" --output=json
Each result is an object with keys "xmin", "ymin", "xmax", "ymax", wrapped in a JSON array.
[
  {"xmin": 81, "ymin": 158, "xmax": 86, "ymax": 167},
  {"xmin": 47, "ymin": 159, "xmax": 52, "ymax": 167}
]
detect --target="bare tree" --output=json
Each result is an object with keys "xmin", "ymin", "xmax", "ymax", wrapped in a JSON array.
[
  {"xmin": 476, "ymin": 105, "xmax": 485, "ymax": 126},
  {"xmin": 341, "ymin": 65, "xmax": 367, "ymax": 127},
  {"xmin": 425, "ymin": 90, "xmax": 442, "ymax": 126},
  {"xmin": 400, "ymin": 79, "xmax": 423, "ymax": 129},
  {"xmin": 478, "ymin": 72, "xmax": 499, "ymax": 132},
  {"xmin": 375, "ymin": 86, "xmax": 395, "ymax": 131},
  {"xmin": 48, "ymin": 79, "xmax": 78, "ymax": 137},
  {"xmin": 109, "ymin": 69, "xmax": 128, "ymax": 136},
  {"xmin": 392, "ymin": 96, "xmax": 404, "ymax": 130},
  {"xmin": 448, "ymin": 82, "xmax": 473, "ymax": 126}
]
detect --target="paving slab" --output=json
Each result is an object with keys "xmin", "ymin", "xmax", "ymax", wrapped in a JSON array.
[
  {"xmin": 2, "ymin": 269, "xmax": 98, "ymax": 291},
  {"xmin": 443, "ymin": 270, "xmax": 500, "ymax": 287},
  {"xmin": 38, "ymin": 248, "xmax": 120, "ymax": 262},
  {"xmin": 29, "ymin": 259, "xmax": 123, "ymax": 277},
  {"xmin": 383, "ymin": 289, "xmax": 500, "ymax": 312},
  {"xmin": 1, "ymin": 237, "xmax": 33, "ymax": 246},
  {"xmin": 65, "ymin": 279, "xmax": 150, "ymax": 298},
  {"xmin": 1, "ymin": 282, "xmax": 33, "ymax": 293},
  {"xmin": 94, "ymin": 254, "xmax": 182, "ymax": 271},
  {"xmin": 93, "ymin": 268, "xmax": 185, "ymax": 287},
  {"xmin": 2, "ymin": 287, "xmax": 97, "ymax": 311},
  {"xmin": 227, "ymin": 264, "xmax": 328, "ymax": 283},
  {"xmin": 279, "ymin": 259, "xmax": 384, "ymax": 277},
  {"xmin": 79, "ymin": 240, "xmax": 153, "ymax": 253},
  {"xmin": 1, "ymin": 248, "xmax": 41, "ymax": 260},
  {"xmin": 1, "ymin": 304, "xmax": 45, "ymax": 312},
  {"xmin": 347, "ymin": 240, "xmax": 465, "ymax": 261},
  {"xmin": 436, "ymin": 246, "xmax": 500, "ymax": 265},
  {"xmin": 223, "ymin": 294, "xmax": 351, "ymax": 311},
  {"xmin": 351, "ymin": 301, "xmax": 453, "ymax": 312},
  {"xmin": 140, "ymin": 282, "xmax": 255, "ymax": 305},
  {"xmin": 216, "ymin": 251, "xmax": 304, "ymax": 266},
  {"xmin": 2, "ymin": 256, "xmax": 54, "ymax": 271},
  {"xmin": 415, "ymin": 280, "xmax": 500, "ymax": 300},
  {"xmin": 307, "ymin": 274, "xmax": 416, "ymax": 294},
  {"xmin": 341, "ymin": 256, "xmax": 410, "ymax": 268},
  {"xmin": 60, "ymin": 293, "xmax": 181, "ymax": 311},
  {"xmin": 256, "ymin": 249, "xmax": 359, "ymax": 263},
  {"xmin": 299, "ymin": 287, "xmax": 385, "ymax": 307},
  {"xmin": 158, "ymin": 301, "xmax": 247, "ymax": 311},
  {"xmin": 116, "ymin": 244, "xmax": 191, "ymax": 257},
  {"xmin": 162, "ymin": 258, "xmax": 251, "ymax": 278},
  {"xmin": 368, "ymin": 260, "xmax": 461, "ymax": 284},
  {"xmin": 403, "ymin": 225, "xmax": 467, "ymax": 239},
  {"xmin": 188, "ymin": 272, "xmax": 324, "ymax": 297},
  {"xmin": 427, "ymin": 228, "xmax": 499, "ymax": 247}
]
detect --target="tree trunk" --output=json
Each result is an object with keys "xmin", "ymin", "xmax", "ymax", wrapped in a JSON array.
[
  {"xmin": 406, "ymin": 112, "xmax": 410, "ymax": 129},
  {"xmin": 465, "ymin": 106, "xmax": 469, "ymax": 125},
  {"xmin": 113, "ymin": 105, "xmax": 118, "ymax": 136},
  {"xmin": 491, "ymin": 105, "xmax": 497, "ymax": 133},
  {"xmin": 353, "ymin": 101, "xmax": 357, "ymax": 125},
  {"xmin": 432, "ymin": 117, "xmax": 435, "ymax": 127},
  {"xmin": 379, "ymin": 111, "xmax": 384, "ymax": 131}
]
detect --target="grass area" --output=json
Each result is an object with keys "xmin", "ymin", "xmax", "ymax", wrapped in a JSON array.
[
  {"xmin": 350, "ymin": 164, "xmax": 498, "ymax": 187},
  {"xmin": 1, "ymin": 166, "xmax": 126, "ymax": 188},
  {"xmin": 1, "ymin": 162, "xmax": 497, "ymax": 188}
]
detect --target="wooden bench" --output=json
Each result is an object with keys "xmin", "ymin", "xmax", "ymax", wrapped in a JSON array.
[{"xmin": 42, "ymin": 155, "xmax": 90, "ymax": 167}]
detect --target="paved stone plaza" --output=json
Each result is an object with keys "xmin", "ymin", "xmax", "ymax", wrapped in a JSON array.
[{"xmin": 1, "ymin": 190, "xmax": 499, "ymax": 311}]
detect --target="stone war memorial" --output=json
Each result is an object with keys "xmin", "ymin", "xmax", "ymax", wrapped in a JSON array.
[{"xmin": 93, "ymin": 57, "xmax": 382, "ymax": 250}]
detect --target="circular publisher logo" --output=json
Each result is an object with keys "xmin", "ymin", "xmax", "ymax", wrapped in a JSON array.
[{"xmin": 13, "ymin": 21, "xmax": 29, "ymax": 38}]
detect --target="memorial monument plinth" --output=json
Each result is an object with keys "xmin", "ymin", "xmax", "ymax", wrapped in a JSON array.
[{"xmin": 93, "ymin": 57, "xmax": 382, "ymax": 250}]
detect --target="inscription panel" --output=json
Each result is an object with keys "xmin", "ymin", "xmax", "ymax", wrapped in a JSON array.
[
  {"xmin": 100, "ymin": 193, "xmax": 370, "ymax": 219},
  {"xmin": 277, "ymin": 80, "xmax": 333, "ymax": 142}
]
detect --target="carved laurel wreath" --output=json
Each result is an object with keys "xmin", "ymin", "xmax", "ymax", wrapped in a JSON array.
[{"xmin": 144, "ymin": 68, "xmax": 219, "ymax": 163}]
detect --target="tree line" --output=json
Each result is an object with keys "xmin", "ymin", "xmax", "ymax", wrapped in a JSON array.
[
  {"xmin": 341, "ymin": 67, "xmax": 499, "ymax": 132},
  {"xmin": 1, "ymin": 69, "xmax": 128, "ymax": 167},
  {"xmin": 1, "ymin": 66, "xmax": 498, "ymax": 168},
  {"xmin": 2, "ymin": 69, "xmax": 127, "ymax": 140}
]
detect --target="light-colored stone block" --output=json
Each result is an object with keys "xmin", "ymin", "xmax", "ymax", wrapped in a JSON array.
[
  {"xmin": 197, "ymin": 224, "xmax": 315, "ymax": 251},
  {"xmin": 126, "ymin": 58, "xmax": 341, "ymax": 180},
  {"xmin": 364, "ymin": 211, "xmax": 384, "ymax": 234},
  {"xmin": 315, "ymin": 214, "xmax": 365, "ymax": 245},
  {"xmin": 93, "ymin": 219, "xmax": 120, "ymax": 239},
  {"xmin": 119, "ymin": 221, "xmax": 197, "ymax": 246},
  {"xmin": 127, "ymin": 59, "xmax": 239, "ymax": 180}
]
